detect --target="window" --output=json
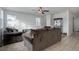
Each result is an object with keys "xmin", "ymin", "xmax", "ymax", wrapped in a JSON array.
[
  {"xmin": 46, "ymin": 19, "xmax": 51, "ymax": 26},
  {"xmin": 7, "ymin": 14, "xmax": 16, "ymax": 27},
  {"xmin": 36, "ymin": 18, "xmax": 41, "ymax": 26},
  {"xmin": 7, "ymin": 14, "xmax": 27, "ymax": 31},
  {"xmin": 46, "ymin": 15, "xmax": 51, "ymax": 26},
  {"xmin": 54, "ymin": 18, "xmax": 63, "ymax": 28},
  {"xmin": 54, "ymin": 20, "xmax": 61, "ymax": 26}
]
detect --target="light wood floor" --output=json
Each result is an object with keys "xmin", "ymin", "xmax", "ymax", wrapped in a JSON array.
[
  {"xmin": 0, "ymin": 32, "xmax": 79, "ymax": 51},
  {"xmin": 44, "ymin": 32, "xmax": 79, "ymax": 51}
]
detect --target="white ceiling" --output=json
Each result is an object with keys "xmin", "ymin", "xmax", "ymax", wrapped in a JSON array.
[{"xmin": 3, "ymin": 7, "xmax": 79, "ymax": 16}]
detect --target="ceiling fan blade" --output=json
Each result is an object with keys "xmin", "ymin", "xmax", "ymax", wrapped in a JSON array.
[
  {"xmin": 43, "ymin": 10, "xmax": 49, "ymax": 12},
  {"xmin": 42, "ymin": 11, "xmax": 44, "ymax": 14},
  {"xmin": 32, "ymin": 7, "xmax": 49, "ymax": 15}
]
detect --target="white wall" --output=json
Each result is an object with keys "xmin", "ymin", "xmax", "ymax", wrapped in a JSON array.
[
  {"xmin": 52, "ymin": 10, "xmax": 74, "ymax": 36},
  {"xmin": 67, "ymin": 11, "xmax": 74, "ymax": 36},
  {"xmin": 4, "ymin": 10, "xmax": 45, "ymax": 31},
  {"xmin": 53, "ymin": 11, "xmax": 68, "ymax": 33}
]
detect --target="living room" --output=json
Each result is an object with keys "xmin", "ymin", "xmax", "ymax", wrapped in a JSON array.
[{"xmin": 0, "ymin": 7, "xmax": 79, "ymax": 51}]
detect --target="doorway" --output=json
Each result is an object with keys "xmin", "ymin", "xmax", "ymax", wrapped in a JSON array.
[{"xmin": 73, "ymin": 17, "xmax": 79, "ymax": 32}]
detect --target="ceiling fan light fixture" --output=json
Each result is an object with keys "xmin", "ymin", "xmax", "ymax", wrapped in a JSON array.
[{"xmin": 37, "ymin": 7, "xmax": 49, "ymax": 15}]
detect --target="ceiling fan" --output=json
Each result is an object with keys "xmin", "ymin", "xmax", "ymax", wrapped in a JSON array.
[
  {"xmin": 38, "ymin": 7, "xmax": 49, "ymax": 14},
  {"xmin": 33, "ymin": 7, "xmax": 49, "ymax": 14}
]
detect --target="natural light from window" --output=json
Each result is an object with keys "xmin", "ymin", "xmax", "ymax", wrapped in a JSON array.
[{"xmin": 36, "ymin": 17, "xmax": 41, "ymax": 26}]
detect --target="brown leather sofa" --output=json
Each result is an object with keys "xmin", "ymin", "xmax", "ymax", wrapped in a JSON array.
[{"xmin": 22, "ymin": 27, "xmax": 61, "ymax": 51}]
